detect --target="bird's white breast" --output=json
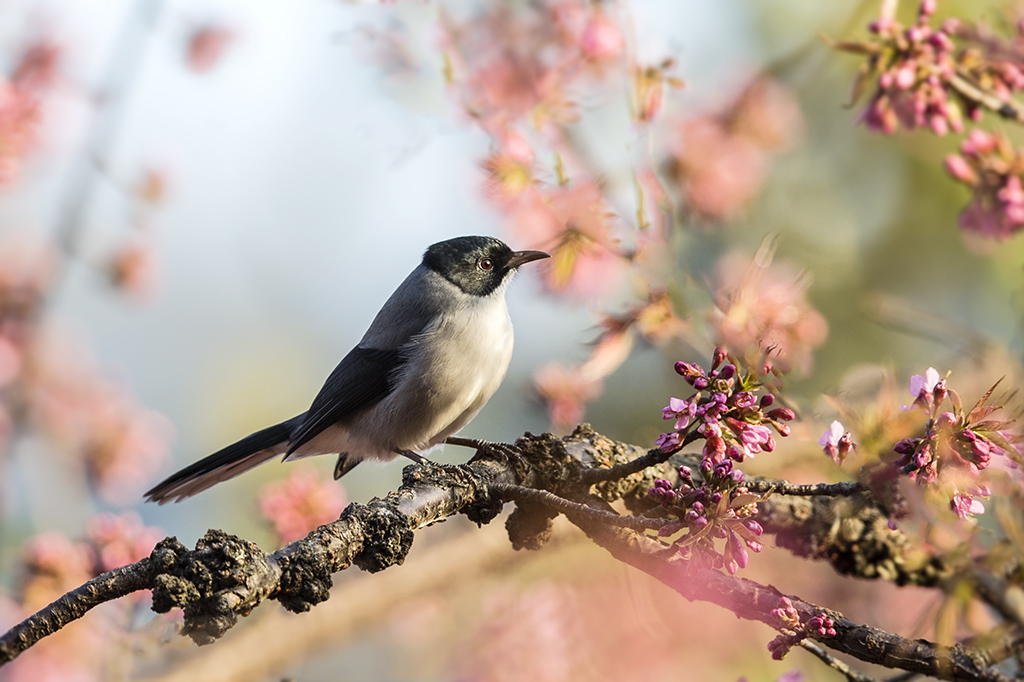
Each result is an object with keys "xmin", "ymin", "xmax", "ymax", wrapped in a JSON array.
[{"xmin": 318, "ymin": 275, "xmax": 516, "ymax": 460}]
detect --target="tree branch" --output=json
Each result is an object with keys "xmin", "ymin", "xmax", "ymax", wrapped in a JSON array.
[
  {"xmin": 565, "ymin": 512, "xmax": 1017, "ymax": 682},
  {"xmin": 0, "ymin": 424, "xmax": 974, "ymax": 679}
]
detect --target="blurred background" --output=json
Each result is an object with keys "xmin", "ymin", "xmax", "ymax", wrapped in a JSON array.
[{"xmin": 1, "ymin": 0, "xmax": 1023, "ymax": 680}]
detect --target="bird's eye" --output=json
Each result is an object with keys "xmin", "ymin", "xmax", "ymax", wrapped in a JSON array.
[{"xmin": 479, "ymin": 258, "xmax": 494, "ymax": 271}]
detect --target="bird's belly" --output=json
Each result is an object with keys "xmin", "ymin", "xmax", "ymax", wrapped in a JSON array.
[{"xmin": 353, "ymin": 307, "xmax": 514, "ymax": 454}]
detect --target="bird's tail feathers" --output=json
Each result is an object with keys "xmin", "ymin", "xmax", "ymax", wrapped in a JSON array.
[{"xmin": 144, "ymin": 415, "xmax": 302, "ymax": 504}]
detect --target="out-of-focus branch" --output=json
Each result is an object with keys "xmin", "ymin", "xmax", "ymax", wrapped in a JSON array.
[
  {"xmin": 949, "ymin": 71, "xmax": 1024, "ymax": 124},
  {"xmin": 52, "ymin": 0, "xmax": 165, "ymax": 263},
  {"xmin": 567, "ymin": 512, "xmax": 1018, "ymax": 682}
]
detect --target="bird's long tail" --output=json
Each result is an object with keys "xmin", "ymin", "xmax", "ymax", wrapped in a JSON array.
[{"xmin": 144, "ymin": 415, "xmax": 303, "ymax": 504}]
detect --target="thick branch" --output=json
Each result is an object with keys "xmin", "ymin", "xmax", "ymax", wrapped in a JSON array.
[{"xmin": 0, "ymin": 424, "xmax": 961, "ymax": 672}]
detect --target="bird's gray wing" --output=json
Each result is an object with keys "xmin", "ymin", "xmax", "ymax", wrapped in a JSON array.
[
  {"xmin": 287, "ymin": 266, "xmax": 445, "ymax": 456},
  {"xmin": 286, "ymin": 346, "xmax": 407, "ymax": 456}
]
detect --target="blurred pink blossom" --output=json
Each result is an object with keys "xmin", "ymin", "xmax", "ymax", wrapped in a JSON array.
[
  {"xmin": 106, "ymin": 234, "xmax": 160, "ymax": 299},
  {"xmin": 11, "ymin": 38, "xmax": 62, "ymax": 92},
  {"xmin": 670, "ymin": 78, "xmax": 802, "ymax": 221},
  {"xmin": 0, "ymin": 81, "xmax": 42, "ymax": 186},
  {"xmin": 709, "ymin": 250, "xmax": 828, "ymax": 374},
  {"xmin": 945, "ymin": 129, "xmax": 1024, "ymax": 242},
  {"xmin": 258, "ymin": 466, "xmax": 348, "ymax": 543},
  {"xmin": 533, "ymin": 362, "xmax": 602, "ymax": 432},
  {"xmin": 579, "ymin": 9, "xmax": 624, "ymax": 63},
  {"xmin": 506, "ymin": 181, "xmax": 627, "ymax": 298},
  {"xmin": 185, "ymin": 25, "xmax": 234, "ymax": 74},
  {"xmin": 24, "ymin": 334, "xmax": 172, "ymax": 504},
  {"xmin": 951, "ymin": 487, "xmax": 987, "ymax": 520},
  {"xmin": 85, "ymin": 511, "xmax": 162, "ymax": 573},
  {"xmin": 481, "ymin": 128, "xmax": 536, "ymax": 201},
  {"xmin": 20, "ymin": 531, "xmax": 94, "ymax": 611}
]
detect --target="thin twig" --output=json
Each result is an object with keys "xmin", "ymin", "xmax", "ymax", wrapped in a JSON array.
[
  {"xmin": 800, "ymin": 640, "xmax": 882, "ymax": 682},
  {"xmin": 579, "ymin": 430, "xmax": 702, "ymax": 484},
  {"xmin": 491, "ymin": 483, "xmax": 664, "ymax": 532},
  {"xmin": 948, "ymin": 71, "xmax": 1024, "ymax": 123}
]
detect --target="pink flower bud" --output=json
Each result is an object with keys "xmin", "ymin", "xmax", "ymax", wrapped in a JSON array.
[
  {"xmin": 962, "ymin": 128, "xmax": 995, "ymax": 155},
  {"xmin": 895, "ymin": 65, "xmax": 917, "ymax": 89},
  {"xmin": 944, "ymin": 154, "xmax": 977, "ymax": 184},
  {"xmin": 767, "ymin": 407, "xmax": 796, "ymax": 421},
  {"xmin": 580, "ymin": 11, "xmax": 624, "ymax": 61},
  {"xmin": 919, "ymin": 0, "xmax": 937, "ymax": 17}
]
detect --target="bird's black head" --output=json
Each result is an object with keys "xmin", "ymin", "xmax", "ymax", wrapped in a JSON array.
[{"xmin": 422, "ymin": 236, "xmax": 549, "ymax": 297}]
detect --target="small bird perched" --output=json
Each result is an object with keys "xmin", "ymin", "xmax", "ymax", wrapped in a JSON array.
[{"xmin": 145, "ymin": 235, "xmax": 549, "ymax": 504}]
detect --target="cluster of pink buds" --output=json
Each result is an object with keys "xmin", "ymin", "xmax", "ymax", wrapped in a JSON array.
[
  {"xmin": 657, "ymin": 347, "xmax": 795, "ymax": 469},
  {"xmin": 766, "ymin": 597, "xmax": 837, "ymax": 660},
  {"xmin": 945, "ymin": 129, "xmax": 1024, "ymax": 239},
  {"xmin": 892, "ymin": 367, "xmax": 1019, "ymax": 517},
  {"xmin": 857, "ymin": 0, "xmax": 963, "ymax": 135},
  {"xmin": 647, "ymin": 461, "xmax": 764, "ymax": 575}
]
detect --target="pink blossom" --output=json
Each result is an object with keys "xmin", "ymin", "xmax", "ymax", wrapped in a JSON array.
[
  {"xmin": 944, "ymin": 154, "xmax": 977, "ymax": 184},
  {"xmin": 950, "ymin": 489, "xmax": 986, "ymax": 520},
  {"xmin": 669, "ymin": 78, "xmax": 802, "ymax": 221},
  {"xmin": 662, "ymin": 396, "xmax": 697, "ymax": 430},
  {"xmin": 85, "ymin": 511, "xmax": 162, "ymax": 573},
  {"xmin": 709, "ymin": 250, "xmax": 829, "ymax": 374},
  {"xmin": 185, "ymin": 25, "xmax": 235, "ymax": 74},
  {"xmin": 818, "ymin": 420, "xmax": 845, "ymax": 448},
  {"xmin": 25, "ymin": 333, "xmax": 173, "ymax": 503},
  {"xmin": 505, "ymin": 181, "xmax": 627, "ymax": 298},
  {"xmin": 258, "ymin": 466, "xmax": 348, "ymax": 543},
  {"xmin": 902, "ymin": 367, "xmax": 942, "ymax": 410},
  {"xmin": 579, "ymin": 10, "xmax": 623, "ymax": 62},
  {"xmin": 0, "ymin": 81, "xmax": 42, "ymax": 186},
  {"xmin": 107, "ymin": 234, "xmax": 161, "ymax": 299},
  {"xmin": 534, "ymin": 362, "xmax": 602, "ymax": 432},
  {"xmin": 819, "ymin": 420, "xmax": 855, "ymax": 464}
]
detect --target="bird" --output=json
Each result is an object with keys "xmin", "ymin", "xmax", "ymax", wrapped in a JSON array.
[{"xmin": 144, "ymin": 235, "xmax": 549, "ymax": 504}]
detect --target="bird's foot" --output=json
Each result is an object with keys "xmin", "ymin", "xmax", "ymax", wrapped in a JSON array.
[
  {"xmin": 444, "ymin": 436, "xmax": 525, "ymax": 469},
  {"xmin": 397, "ymin": 450, "xmax": 432, "ymax": 465}
]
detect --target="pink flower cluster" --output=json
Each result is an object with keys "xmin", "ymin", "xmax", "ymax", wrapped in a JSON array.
[
  {"xmin": 3, "ymin": 512, "xmax": 161, "ymax": 681},
  {"xmin": 857, "ymin": 0, "xmax": 964, "ymax": 135},
  {"xmin": 710, "ymin": 249, "xmax": 829, "ymax": 374},
  {"xmin": 0, "ymin": 38, "xmax": 59, "ymax": 186},
  {"xmin": 891, "ymin": 367, "xmax": 1019, "ymax": 519},
  {"xmin": 443, "ymin": 0, "xmax": 624, "ymax": 135},
  {"xmin": 257, "ymin": 466, "xmax": 348, "ymax": 543},
  {"xmin": 25, "ymin": 334, "xmax": 172, "ymax": 504},
  {"xmin": 657, "ymin": 347, "xmax": 795, "ymax": 467},
  {"xmin": 18, "ymin": 512, "xmax": 160, "ymax": 611},
  {"xmin": 669, "ymin": 78, "xmax": 802, "ymax": 220},
  {"xmin": 766, "ymin": 597, "xmax": 836, "ymax": 660},
  {"xmin": 647, "ymin": 462, "xmax": 764, "ymax": 575},
  {"xmin": 945, "ymin": 129, "xmax": 1024, "ymax": 239},
  {"xmin": 503, "ymin": 179, "xmax": 627, "ymax": 298}
]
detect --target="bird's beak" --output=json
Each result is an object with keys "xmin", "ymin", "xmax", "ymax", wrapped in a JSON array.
[{"xmin": 508, "ymin": 250, "xmax": 551, "ymax": 269}]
